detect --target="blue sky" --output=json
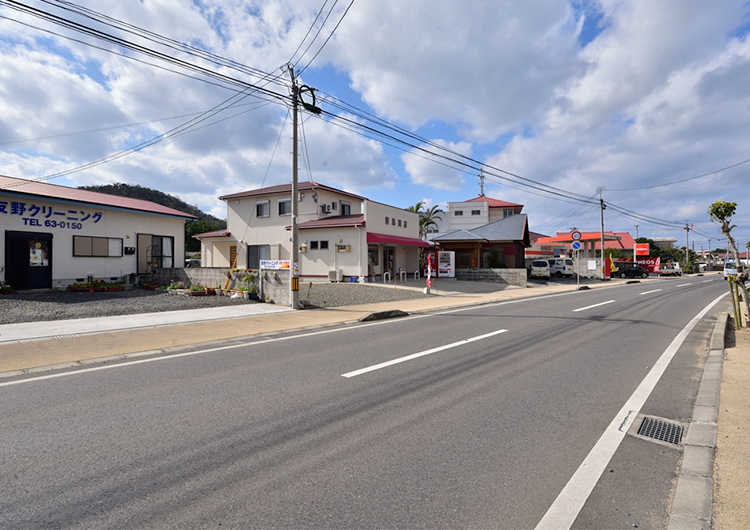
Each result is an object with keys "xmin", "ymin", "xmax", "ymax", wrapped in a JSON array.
[{"xmin": 2, "ymin": 0, "xmax": 750, "ymax": 252}]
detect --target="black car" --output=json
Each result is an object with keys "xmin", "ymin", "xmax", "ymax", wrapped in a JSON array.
[{"xmin": 613, "ymin": 262, "xmax": 650, "ymax": 279}]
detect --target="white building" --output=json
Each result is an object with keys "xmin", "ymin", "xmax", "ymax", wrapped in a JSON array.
[
  {"xmin": 1, "ymin": 175, "xmax": 196, "ymax": 290},
  {"xmin": 196, "ymin": 182, "xmax": 428, "ymax": 281}
]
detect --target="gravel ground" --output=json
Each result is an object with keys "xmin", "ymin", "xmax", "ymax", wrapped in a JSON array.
[{"xmin": 0, "ymin": 283, "xmax": 432, "ymax": 324}]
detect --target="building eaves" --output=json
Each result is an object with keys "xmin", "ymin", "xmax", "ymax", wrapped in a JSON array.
[
  {"xmin": 0, "ymin": 175, "xmax": 197, "ymax": 219},
  {"xmin": 220, "ymin": 181, "xmax": 365, "ymax": 202}
]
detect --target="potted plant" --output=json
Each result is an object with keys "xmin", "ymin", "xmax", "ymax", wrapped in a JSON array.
[{"xmin": 188, "ymin": 283, "xmax": 207, "ymax": 296}]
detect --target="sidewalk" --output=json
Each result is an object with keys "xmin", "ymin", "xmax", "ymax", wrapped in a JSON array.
[{"xmin": 0, "ymin": 277, "xmax": 746, "ymax": 528}]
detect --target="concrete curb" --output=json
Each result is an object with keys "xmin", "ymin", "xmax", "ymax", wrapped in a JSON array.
[{"xmin": 668, "ymin": 310, "xmax": 728, "ymax": 529}]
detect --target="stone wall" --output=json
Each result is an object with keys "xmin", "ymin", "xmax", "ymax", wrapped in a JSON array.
[{"xmin": 454, "ymin": 268, "xmax": 527, "ymax": 287}]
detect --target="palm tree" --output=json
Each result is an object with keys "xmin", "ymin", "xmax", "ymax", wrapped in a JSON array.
[
  {"xmin": 420, "ymin": 205, "xmax": 443, "ymax": 238},
  {"xmin": 407, "ymin": 202, "xmax": 443, "ymax": 238}
]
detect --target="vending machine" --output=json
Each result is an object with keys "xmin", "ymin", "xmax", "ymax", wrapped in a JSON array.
[{"xmin": 423, "ymin": 251, "xmax": 455, "ymax": 278}]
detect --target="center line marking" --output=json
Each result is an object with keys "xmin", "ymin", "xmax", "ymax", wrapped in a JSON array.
[
  {"xmin": 640, "ymin": 289, "xmax": 662, "ymax": 295},
  {"xmin": 341, "ymin": 329, "xmax": 508, "ymax": 378},
  {"xmin": 677, "ymin": 283, "xmax": 691, "ymax": 287},
  {"xmin": 572, "ymin": 300, "xmax": 615, "ymax": 312}
]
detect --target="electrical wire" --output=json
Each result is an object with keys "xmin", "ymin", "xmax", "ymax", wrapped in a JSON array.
[{"xmin": 297, "ymin": 0, "xmax": 355, "ymax": 75}]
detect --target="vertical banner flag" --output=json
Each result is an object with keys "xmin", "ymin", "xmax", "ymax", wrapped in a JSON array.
[{"xmin": 426, "ymin": 254, "xmax": 432, "ymax": 288}]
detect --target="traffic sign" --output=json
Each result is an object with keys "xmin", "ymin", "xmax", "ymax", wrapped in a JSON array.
[
  {"xmin": 571, "ymin": 231, "xmax": 582, "ymax": 241},
  {"xmin": 571, "ymin": 241, "xmax": 582, "ymax": 251}
]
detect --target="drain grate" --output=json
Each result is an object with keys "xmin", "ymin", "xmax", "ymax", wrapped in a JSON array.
[{"xmin": 637, "ymin": 417, "xmax": 683, "ymax": 445}]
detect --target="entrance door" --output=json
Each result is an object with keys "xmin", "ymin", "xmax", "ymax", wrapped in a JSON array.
[
  {"xmin": 383, "ymin": 247, "xmax": 395, "ymax": 278},
  {"xmin": 5, "ymin": 231, "xmax": 53, "ymax": 290}
]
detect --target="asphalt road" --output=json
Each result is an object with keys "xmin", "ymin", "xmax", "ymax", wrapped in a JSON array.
[{"xmin": 0, "ymin": 277, "xmax": 728, "ymax": 528}]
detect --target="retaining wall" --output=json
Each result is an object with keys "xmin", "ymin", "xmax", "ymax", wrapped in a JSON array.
[{"xmin": 455, "ymin": 268, "xmax": 527, "ymax": 287}]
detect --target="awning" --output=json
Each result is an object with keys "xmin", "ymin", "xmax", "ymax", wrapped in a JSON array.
[{"xmin": 367, "ymin": 232, "xmax": 430, "ymax": 247}]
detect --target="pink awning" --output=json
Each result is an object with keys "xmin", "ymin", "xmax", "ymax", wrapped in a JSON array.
[{"xmin": 367, "ymin": 232, "xmax": 430, "ymax": 247}]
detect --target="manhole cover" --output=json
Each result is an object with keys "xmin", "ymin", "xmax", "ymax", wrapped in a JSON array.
[{"xmin": 637, "ymin": 417, "xmax": 683, "ymax": 445}]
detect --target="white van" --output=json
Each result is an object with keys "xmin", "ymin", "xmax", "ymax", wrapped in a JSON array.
[
  {"xmin": 546, "ymin": 258, "xmax": 574, "ymax": 278},
  {"xmin": 724, "ymin": 261, "xmax": 738, "ymax": 279},
  {"xmin": 530, "ymin": 260, "xmax": 551, "ymax": 278}
]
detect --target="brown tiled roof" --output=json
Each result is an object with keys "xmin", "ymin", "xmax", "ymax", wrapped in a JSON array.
[
  {"xmin": 293, "ymin": 214, "xmax": 365, "ymax": 230},
  {"xmin": 0, "ymin": 175, "xmax": 197, "ymax": 219},
  {"xmin": 220, "ymin": 181, "xmax": 365, "ymax": 201}
]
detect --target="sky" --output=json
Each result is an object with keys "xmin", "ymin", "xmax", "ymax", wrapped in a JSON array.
[{"xmin": 2, "ymin": 0, "xmax": 750, "ymax": 253}]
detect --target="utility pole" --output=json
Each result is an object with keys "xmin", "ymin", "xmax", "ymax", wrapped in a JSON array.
[
  {"xmin": 598, "ymin": 187, "xmax": 606, "ymax": 279},
  {"xmin": 684, "ymin": 222, "xmax": 690, "ymax": 271},
  {"xmin": 635, "ymin": 223, "xmax": 639, "ymax": 240},
  {"xmin": 287, "ymin": 65, "xmax": 321, "ymax": 309}
]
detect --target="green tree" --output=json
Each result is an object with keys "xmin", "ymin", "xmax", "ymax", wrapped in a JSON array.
[
  {"xmin": 185, "ymin": 219, "xmax": 223, "ymax": 252},
  {"xmin": 708, "ymin": 201, "xmax": 742, "ymax": 266},
  {"xmin": 407, "ymin": 201, "xmax": 444, "ymax": 238}
]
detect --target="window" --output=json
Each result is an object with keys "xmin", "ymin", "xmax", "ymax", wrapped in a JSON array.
[
  {"xmin": 320, "ymin": 240, "xmax": 329, "ymax": 250},
  {"xmin": 385, "ymin": 216, "xmax": 389, "ymax": 225},
  {"xmin": 471, "ymin": 210, "xmax": 481, "ymax": 216},
  {"xmin": 256, "ymin": 201, "xmax": 269, "ymax": 218},
  {"xmin": 331, "ymin": 202, "xmax": 337, "ymax": 211},
  {"xmin": 340, "ymin": 201, "xmax": 351, "ymax": 215},
  {"xmin": 503, "ymin": 209, "xmax": 514, "ymax": 218},
  {"xmin": 398, "ymin": 220, "xmax": 402, "ymax": 227},
  {"xmin": 278, "ymin": 199, "xmax": 292, "ymax": 216},
  {"xmin": 151, "ymin": 236, "xmax": 174, "ymax": 268},
  {"xmin": 73, "ymin": 236, "xmax": 123, "ymax": 257},
  {"xmin": 247, "ymin": 245, "xmax": 270, "ymax": 269},
  {"xmin": 454, "ymin": 210, "xmax": 464, "ymax": 216},
  {"xmin": 310, "ymin": 241, "xmax": 319, "ymax": 250}
]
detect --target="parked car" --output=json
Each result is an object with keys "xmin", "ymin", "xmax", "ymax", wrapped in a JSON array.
[
  {"xmin": 613, "ymin": 261, "xmax": 650, "ymax": 279},
  {"xmin": 185, "ymin": 258, "xmax": 201, "ymax": 267},
  {"xmin": 530, "ymin": 260, "xmax": 551, "ymax": 278},
  {"xmin": 546, "ymin": 257, "xmax": 575, "ymax": 277},
  {"xmin": 659, "ymin": 262, "xmax": 682, "ymax": 277}
]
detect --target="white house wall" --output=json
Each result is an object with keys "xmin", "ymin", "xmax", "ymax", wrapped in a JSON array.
[{"xmin": 1, "ymin": 193, "xmax": 186, "ymax": 287}]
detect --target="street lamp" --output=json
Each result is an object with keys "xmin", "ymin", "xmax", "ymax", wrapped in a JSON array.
[{"xmin": 634, "ymin": 223, "xmax": 639, "ymax": 240}]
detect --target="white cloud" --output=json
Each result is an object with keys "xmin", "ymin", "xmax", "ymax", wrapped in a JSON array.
[{"xmin": 401, "ymin": 139, "xmax": 472, "ymax": 192}]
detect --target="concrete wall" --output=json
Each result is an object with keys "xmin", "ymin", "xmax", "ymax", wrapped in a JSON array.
[
  {"xmin": 260, "ymin": 268, "xmax": 290, "ymax": 306},
  {"xmin": 455, "ymin": 267, "xmax": 528, "ymax": 287}
]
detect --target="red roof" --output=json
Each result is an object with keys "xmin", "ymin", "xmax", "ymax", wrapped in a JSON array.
[
  {"xmin": 367, "ymin": 232, "xmax": 430, "ymax": 247},
  {"xmin": 220, "ymin": 181, "xmax": 365, "ymax": 202},
  {"xmin": 537, "ymin": 231, "xmax": 639, "ymax": 250},
  {"xmin": 194, "ymin": 229, "xmax": 231, "ymax": 239},
  {"xmin": 296, "ymin": 214, "xmax": 365, "ymax": 230},
  {"xmin": 466, "ymin": 196, "xmax": 524, "ymax": 208},
  {"xmin": 0, "ymin": 175, "xmax": 197, "ymax": 219}
]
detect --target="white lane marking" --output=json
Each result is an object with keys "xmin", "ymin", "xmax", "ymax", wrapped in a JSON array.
[
  {"xmin": 341, "ymin": 329, "xmax": 508, "ymax": 378},
  {"xmin": 639, "ymin": 289, "xmax": 662, "ymax": 295},
  {"xmin": 535, "ymin": 291, "xmax": 728, "ymax": 530},
  {"xmin": 572, "ymin": 300, "xmax": 615, "ymax": 312},
  {"xmin": 702, "ymin": 280, "xmax": 713, "ymax": 283},
  {"xmin": 0, "ymin": 284, "xmax": 644, "ymax": 387},
  {"xmin": 677, "ymin": 283, "xmax": 691, "ymax": 287}
]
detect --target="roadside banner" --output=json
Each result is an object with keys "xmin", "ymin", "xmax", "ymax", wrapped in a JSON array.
[{"xmin": 426, "ymin": 254, "xmax": 432, "ymax": 288}]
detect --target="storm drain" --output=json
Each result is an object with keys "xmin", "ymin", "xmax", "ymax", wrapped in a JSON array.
[{"xmin": 637, "ymin": 417, "xmax": 683, "ymax": 445}]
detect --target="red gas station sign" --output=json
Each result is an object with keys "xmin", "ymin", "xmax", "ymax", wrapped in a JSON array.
[{"xmin": 635, "ymin": 243, "xmax": 649, "ymax": 256}]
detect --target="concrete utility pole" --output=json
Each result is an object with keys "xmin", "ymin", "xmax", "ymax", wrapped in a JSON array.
[
  {"xmin": 598, "ymin": 187, "xmax": 606, "ymax": 279},
  {"xmin": 684, "ymin": 222, "xmax": 690, "ymax": 271},
  {"xmin": 634, "ymin": 223, "xmax": 639, "ymax": 240},
  {"xmin": 287, "ymin": 65, "xmax": 321, "ymax": 309}
]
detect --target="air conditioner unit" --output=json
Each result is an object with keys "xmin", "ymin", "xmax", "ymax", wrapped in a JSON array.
[
  {"xmin": 322, "ymin": 204, "xmax": 331, "ymax": 213},
  {"xmin": 328, "ymin": 269, "xmax": 343, "ymax": 282}
]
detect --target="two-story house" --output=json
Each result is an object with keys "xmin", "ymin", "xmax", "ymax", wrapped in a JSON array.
[
  {"xmin": 428, "ymin": 195, "xmax": 530, "ymax": 269},
  {"xmin": 195, "ymin": 182, "xmax": 428, "ymax": 282}
]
